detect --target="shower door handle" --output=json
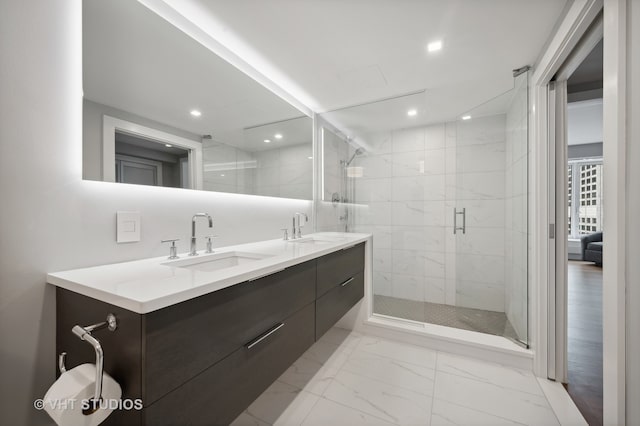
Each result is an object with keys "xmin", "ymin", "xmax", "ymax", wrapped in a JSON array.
[{"xmin": 453, "ymin": 207, "xmax": 466, "ymax": 234}]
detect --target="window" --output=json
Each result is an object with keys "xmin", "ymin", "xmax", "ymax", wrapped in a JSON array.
[{"xmin": 567, "ymin": 160, "xmax": 603, "ymax": 238}]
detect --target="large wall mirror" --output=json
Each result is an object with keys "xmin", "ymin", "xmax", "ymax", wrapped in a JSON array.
[{"xmin": 82, "ymin": 0, "xmax": 313, "ymax": 200}]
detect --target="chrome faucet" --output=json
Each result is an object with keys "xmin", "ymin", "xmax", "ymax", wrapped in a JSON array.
[
  {"xmin": 190, "ymin": 213, "xmax": 213, "ymax": 256},
  {"xmin": 294, "ymin": 212, "xmax": 308, "ymax": 239}
]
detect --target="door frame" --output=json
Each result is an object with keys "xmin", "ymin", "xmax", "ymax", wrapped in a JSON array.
[
  {"xmin": 102, "ymin": 115, "xmax": 204, "ymax": 190},
  {"xmin": 531, "ymin": 0, "xmax": 626, "ymax": 424}
]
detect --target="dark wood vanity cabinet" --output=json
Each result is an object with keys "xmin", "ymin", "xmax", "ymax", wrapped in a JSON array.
[
  {"xmin": 144, "ymin": 259, "xmax": 317, "ymax": 405},
  {"xmin": 315, "ymin": 243, "xmax": 365, "ymax": 338},
  {"xmin": 56, "ymin": 242, "xmax": 364, "ymax": 426}
]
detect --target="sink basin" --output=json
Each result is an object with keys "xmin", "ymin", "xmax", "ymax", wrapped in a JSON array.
[
  {"xmin": 162, "ymin": 251, "xmax": 272, "ymax": 272},
  {"xmin": 287, "ymin": 236, "xmax": 348, "ymax": 244}
]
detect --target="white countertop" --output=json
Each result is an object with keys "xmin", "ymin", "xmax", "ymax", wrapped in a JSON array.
[{"xmin": 47, "ymin": 232, "xmax": 371, "ymax": 314}]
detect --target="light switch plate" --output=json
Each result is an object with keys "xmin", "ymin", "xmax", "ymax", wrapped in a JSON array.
[{"xmin": 116, "ymin": 211, "xmax": 141, "ymax": 243}]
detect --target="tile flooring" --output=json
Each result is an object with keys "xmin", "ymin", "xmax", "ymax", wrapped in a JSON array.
[
  {"xmin": 374, "ymin": 295, "xmax": 519, "ymax": 341},
  {"xmin": 231, "ymin": 328, "xmax": 561, "ymax": 426}
]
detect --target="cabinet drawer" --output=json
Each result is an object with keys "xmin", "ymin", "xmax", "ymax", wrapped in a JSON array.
[
  {"xmin": 316, "ymin": 242, "xmax": 365, "ymax": 297},
  {"xmin": 316, "ymin": 270, "xmax": 364, "ymax": 338},
  {"xmin": 145, "ymin": 302, "xmax": 315, "ymax": 426},
  {"xmin": 144, "ymin": 259, "xmax": 316, "ymax": 404}
]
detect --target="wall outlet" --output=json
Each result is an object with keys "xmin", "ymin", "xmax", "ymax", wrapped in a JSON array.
[{"xmin": 116, "ymin": 211, "xmax": 141, "ymax": 243}]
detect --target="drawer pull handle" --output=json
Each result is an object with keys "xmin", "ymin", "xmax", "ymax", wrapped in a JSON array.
[
  {"xmin": 248, "ymin": 268, "xmax": 286, "ymax": 282},
  {"xmin": 340, "ymin": 277, "xmax": 355, "ymax": 287},
  {"xmin": 245, "ymin": 323, "xmax": 285, "ymax": 350}
]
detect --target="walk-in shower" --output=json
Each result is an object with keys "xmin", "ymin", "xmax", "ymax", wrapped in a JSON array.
[{"xmin": 319, "ymin": 71, "xmax": 530, "ymax": 346}]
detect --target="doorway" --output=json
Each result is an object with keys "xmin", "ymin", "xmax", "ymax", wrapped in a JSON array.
[{"xmin": 553, "ymin": 28, "xmax": 604, "ymax": 426}]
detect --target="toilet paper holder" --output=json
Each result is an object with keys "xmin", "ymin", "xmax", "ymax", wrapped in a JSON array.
[{"xmin": 58, "ymin": 313, "xmax": 117, "ymax": 414}]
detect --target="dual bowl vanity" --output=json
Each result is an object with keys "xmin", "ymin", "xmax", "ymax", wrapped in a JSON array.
[{"xmin": 48, "ymin": 232, "xmax": 369, "ymax": 425}]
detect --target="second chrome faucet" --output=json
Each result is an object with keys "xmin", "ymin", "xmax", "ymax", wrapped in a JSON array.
[
  {"xmin": 293, "ymin": 212, "xmax": 308, "ymax": 239},
  {"xmin": 190, "ymin": 213, "xmax": 213, "ymax": 256}
]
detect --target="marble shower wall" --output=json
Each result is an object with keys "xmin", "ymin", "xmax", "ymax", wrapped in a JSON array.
[
  {"xmin": 203, "ymin": 140, "xmax": 255, "ymax": 195},
  {"xmin": 253, "ymin": 144, "xmax": 313, "ymax": 199},
  {"xmin": 353, "ymin": 115, "xmax": 510, "ymax": 313},
  {"xmin": 449, "ymin": 115, "xmax": 507, "ymax": 312}
]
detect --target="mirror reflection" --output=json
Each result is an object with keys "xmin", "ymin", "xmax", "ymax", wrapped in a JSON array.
[
  {"xmin": 115, "ymin": 133, "xmax": 190, "ymax": 188},
  {"xmin": 82, "ymin": 0, "xmax": 313, "ymax": 200}
]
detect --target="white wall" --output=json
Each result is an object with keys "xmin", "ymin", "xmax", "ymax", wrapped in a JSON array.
[
  {"xmin": 0, "ymin": 1, "xmax": 313, "ymax": 425},
  {"xmin": 626, "ymin": 0, "xmax": 640, "ymax": 423}
]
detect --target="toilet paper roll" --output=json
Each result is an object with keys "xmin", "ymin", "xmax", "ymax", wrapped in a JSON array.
[{"xmin": 43, "ymin": 363, "xmax": 122, "ymax": 426}]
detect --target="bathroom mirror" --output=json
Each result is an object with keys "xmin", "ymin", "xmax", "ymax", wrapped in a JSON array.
[{"xmin": 82, "ymin": 0, "xmax": 313, "ymax": 200}]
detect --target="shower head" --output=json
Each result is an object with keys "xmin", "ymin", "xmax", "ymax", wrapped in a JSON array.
[{"xmin": 345, "ymin": 148, "xmax": 365, "ymax": 166}]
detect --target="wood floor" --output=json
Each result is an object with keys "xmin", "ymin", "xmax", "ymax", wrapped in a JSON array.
[{"xmin": 564, "ymin": 261, "xmax": 603, "ymax": 426}]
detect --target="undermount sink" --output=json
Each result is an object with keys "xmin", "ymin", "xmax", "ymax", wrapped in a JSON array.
[
  {"xmin": 162, "ymin": 251, "xmax": 272, "ymax": 272},
  {"xmin": 288, "ymin": 236, "xmax": 348, "ymax": 244}
]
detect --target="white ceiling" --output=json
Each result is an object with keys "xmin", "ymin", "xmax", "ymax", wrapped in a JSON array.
[{"xmin": 165, "ymin": 0, "xmax": 568, "ymax": 117}]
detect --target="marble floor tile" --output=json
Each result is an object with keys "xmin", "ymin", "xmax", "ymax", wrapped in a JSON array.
[
  {"xmin": 230, "ymin": 412, "xmax": 270, "ymax": 426},
  {"xmin": 324, "ymin": 370, "xmax": 432, "ymax": 425},
  {"xmin": 430, "ymin": 399, "xmax": 525, "ymax": 426},
  {"xmin": 233, "ymin": 328, "xmax": 578, "ymax": 426},
  {"xmin": 433, "ymin": 371, "xmax": 559, "ymax": 426},
  {"xmin": 239, "ymin": 380, "xmax": 319, "ymax": 426},
  {"xmin": 342, "ymin": 348, "xmax": 436, "ymax": 396},
  {"xmin": 316, "ymin": 327, "xmax": 363, "ymax": 354},
  {"xmin": 356, "ymin": 336, "xmax": 438, "ymax": 369},
  {"xmin": 278, "ymin": 338, "xmax": 351, "ymax": 395},
  {"xmin": 301, "ymin": 397, "xmax": 396, "ymax": 426},
  {"xmin": 436, "ymin": 352, "xmax": 543, "ymax": 396}
]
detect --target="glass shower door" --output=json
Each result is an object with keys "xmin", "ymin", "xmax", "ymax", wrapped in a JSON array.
[{"xmin": 450, "ymin": 70, "xmax": 529, "ymax": 345}]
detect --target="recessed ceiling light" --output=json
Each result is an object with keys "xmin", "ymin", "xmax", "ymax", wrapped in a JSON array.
[
  {"xmin": 190, "ymin": 109, "xmax": 202, "ymax": 117},
  {"xmin": 165, "ymin": 144, "xmax": 173, "ymax": 148},
  {"xmin": 274, "ymin": 133, "xmax": 283, "ymax": 139},
  {"xmin": 462, "ymin": 115, "xmax": 471, "ymax": 120},
  {"xmin": 407, "ymin": 109, "xmax": 418, "ymax": 117},
  {"xmin": 307, "ymin": 156, "xmax": 313, "ymax": 159},
  {"xmin": 263, "ymin": 139, "xmax": 271, "ymax": 143},
  {"xmin": 220, "ymin": 174, "xmax": 225, "ymax": 177},
  {"xmin": 427, "ymin": 40, "xmax": 443, "ymax": 53}
]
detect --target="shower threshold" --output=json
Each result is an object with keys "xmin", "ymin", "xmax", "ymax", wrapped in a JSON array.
[{"xmin": 373, "ymin": 295, "xmax": 519, "ymax": 341}]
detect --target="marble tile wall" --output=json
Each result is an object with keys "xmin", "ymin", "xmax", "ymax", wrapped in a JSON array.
[
  {"xmin": 254, "ymin": 143, "xmax": 313, "ymax": 199},
  {"xmin": 448, "ymin": 115, "xmax": 507, "ymax": 312},
  {"xmin": 354, "ymin": 115, "xmax": 511, "ymax": 313},
  {"xmin": 203, "ymin": 138, "xmax": 313, "ymax": 200},
  {"xmin": 203, "ymin": 140, "xmax": 248, "ymax": 194}
]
